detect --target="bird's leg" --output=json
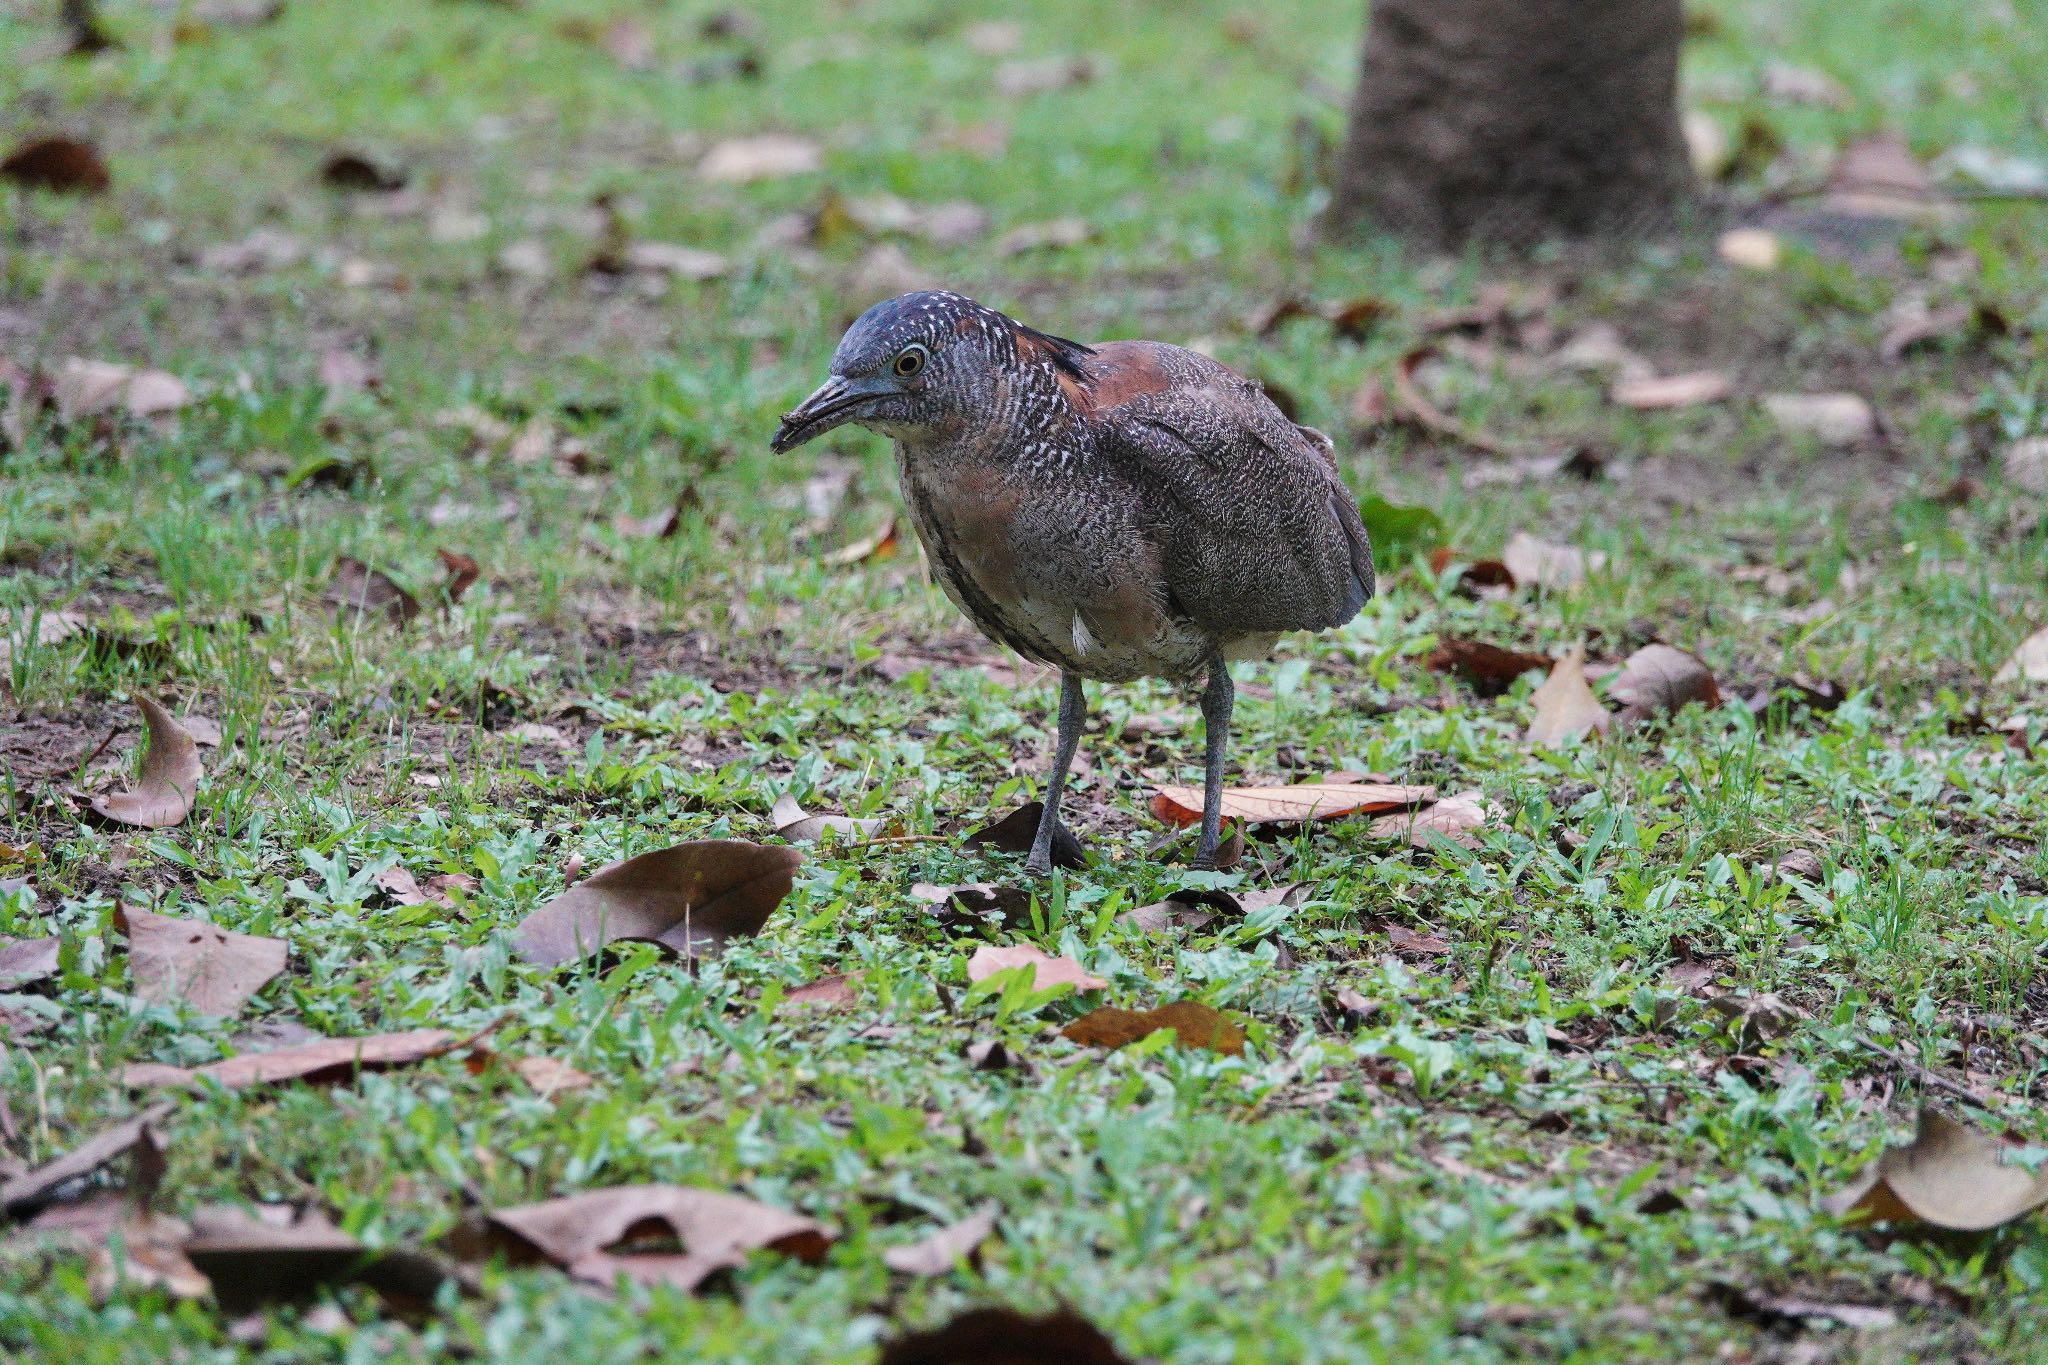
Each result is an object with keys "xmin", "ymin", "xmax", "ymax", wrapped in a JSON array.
[
  {"xmin": 1191, "ymin": 656, "xmax": 1234, "ymax": 870},
  {"xmin": 1025, "ymin": 670, "xmax": 1086, "ymax": 876}
]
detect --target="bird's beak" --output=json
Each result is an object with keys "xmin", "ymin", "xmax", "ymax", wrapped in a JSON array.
[{"xmin": 770, "ymin": 374, "xmax": 894, "ymax": 453}]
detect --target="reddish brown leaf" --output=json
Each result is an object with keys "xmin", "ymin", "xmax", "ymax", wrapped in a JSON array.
[
  {"xmin": 966, "ymin": 943, "xmax": 1105, "ymax": 992},
  {"xmin": 1610, "ymin": 643, "xmax": 1721, "ymax": 726},
  {"xmin": 116, "ymin": 907, "xmax": 285, "ymax": 1016},
  {"xmin": 1526, "ymin": 645, "xmax": 1611, "ymax": 747},
  {"xmin": 963, "ymin": 801, "xmax": 1085, "ymax": 869},
  {"xmin": 512, "ymin": 840, "xmax": 801, "ymax": 965},
  {"xmin": 124, "ymin": 1028, "xmax": 457, "ymax": 1090},
  {"xmin": 91, "ymin": 697, "xmax": 203, "ymax": 829},
  {"xmin": 484, "ymin": 1186, "xmax": 829, "ymax": 1293},
  {"xmin": 436, "ymin": 549, "xmax": 480, "ymax": 603},
  {"xmin": 1, "ymin": 136, "xmax": 110, "ymax": 194},
  {"xmin": 1148, "ymin": 781, "xmax": 1432, "ymax": 828},
  {"xmin": 881, "ymin": 1205, "xmax": 999, "ymax": 1276},
  {"xmin": 1382, "ymin": 924, "xmax": 1450, "ymax": 955},
  {"xmin": 879, "ymin": 1307, "xmax": 1133, "ymax": 1365},
  {"xmin": 1426, "ymin": 548, "xmax": 1516, "ymax": 597},
  {"xmin": 1825, "ymin": 1109, "xmax": 2048, "ymax": 1230},
  {"xmin": 1062, "ymin": 1000, "xmax": 1244, "ymax": 1055},
  {"xmin": 1425, "ymin": 639, "xmax": 1552, "ymax": 697},
  {"xmin": 0, "ymin": 1104, "xmax": 173, "ymax": 1216}
]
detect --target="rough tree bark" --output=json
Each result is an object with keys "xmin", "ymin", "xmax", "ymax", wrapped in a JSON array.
[{"xmin": 1330, "ymin": 0, "xmax": 1692, "ymax": 248}]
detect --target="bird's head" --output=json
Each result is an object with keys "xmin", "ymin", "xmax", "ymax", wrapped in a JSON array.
[{"xmin": 770, "ymin": 290, "xmax": 1092, "ymax": 453}]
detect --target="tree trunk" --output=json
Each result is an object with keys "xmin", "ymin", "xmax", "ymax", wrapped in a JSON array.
[{"xmin": 1330, "ymin": 0, "xmax": 1692, "ymax": 248}]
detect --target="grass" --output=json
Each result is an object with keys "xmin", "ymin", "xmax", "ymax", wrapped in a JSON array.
[{"xmin": 5, "ymin": 0, "xmax": 2048, "ymax": 1359}]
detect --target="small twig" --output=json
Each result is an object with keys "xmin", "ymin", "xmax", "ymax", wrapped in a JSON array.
[
  {"xmin": 1854, "ymin": 1032, "xmax": 2004, "ymax": 1113},
  {"xmin": 77, "ymin": 725, "xmax": 119, "ymax": 773}
]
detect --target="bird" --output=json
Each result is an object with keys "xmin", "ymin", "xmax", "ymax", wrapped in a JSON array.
[{"xmin": 771, "ymin": 291, "xmax": 1374, "ymax": 874}]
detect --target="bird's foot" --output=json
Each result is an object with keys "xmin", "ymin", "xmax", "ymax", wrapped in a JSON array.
[{"xmin": 1023, "ymin": 851, "xmax": 1052, "ymax": 877}]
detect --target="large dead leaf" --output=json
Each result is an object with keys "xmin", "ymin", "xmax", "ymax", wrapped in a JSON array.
[
  {"xmin": 963, "ymin": 801, "xmax": 1085, "ymax": 870},
  {"xmin": 881, "ymin": 1204, "xmax": 999, "ymax": 1276},
  {"xmin": 1526, "ymin": 645, "xmax": 1611, "ymax": 746},
  {"xmin": 1610, "ymin": 643, "xmax": 1721, "ymax": 725},
  {"xmin": 1, "ymin": 1104, "xmax": 173, "ymax": 1216},
  {"xmin": 116, "ymin": 907, "xmax": 285, "ymax": 1016},
  {"xmin": 1, "ymin": 136, "xmax": 110, "ymax": 194},
  {"xmin": 878, "ymin": 1307, "xmax": 1133, "ymax": 1365},
  {"xmin": 1148, "ymin": 781, "xmax": 1431, "ymax": 828},
  {"xmin": 1995, "ymin": 626, "xmax": 2048, "ymax": 684},
  {"xmin": 1502, "ymin": 532, "xmax": 1605, "ymax": 590},
  {"xmin": 91, "ymin": 697, "xmax": 202, "ymax": 829},
  {"xmin": 1368, "ymin": 792, "xmax": 1496, "ymax": 850},
  {"xmin": 1762, "ymin": 392, "xmax": 1877, "ymax": 446},
  {"xmin": 124, "ymin": 1028, "xmax": 456, "ymax": 1090},
  {"xmin": 1824, "ymin": 1109, "xmax": 2048, "ymax": 1230},
  {"xmin": 484, "ymin": 1185, "xmax": 828, "ymax": 1293},
  {"xmin": 698, "ymin": 134, "xmax": 822, "ymax": 183},
  {"xmin": 183, "ymin": 1204, "xmax": 459, "ymax": 1314},
  {"xmin": 1062, "ymin": 1001, "xmax": 1245, "ymax": 1056},
  {"xmin": 1425, "ymin": 639, "xmax": 1552, "ymax": 698},
  {"xmin": 52, "ymin": 359, "xmax": 191, "ymax": 422},
  {"xmin": 512, "ymin": 840, "xmax": 801, "ymax": 965},
  {"xmin": 771, "ymin": 792, "xmax": 887, "ymax": 845},
  {"xmin": 965, "ymin": 944, "xmax": 1105, "ymax": 993},
  {"xmin": 0, "ymin": 936, "xmax": 60, "ymax": 990},
  {"xmin": 1610, "ymin": 371, "xmax": 1731, "ymax": 410}
]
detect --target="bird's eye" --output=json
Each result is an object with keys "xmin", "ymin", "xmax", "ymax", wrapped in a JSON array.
[{"xmin": 892, "ymin": 345, "xmax": 928, "ymax": 378}]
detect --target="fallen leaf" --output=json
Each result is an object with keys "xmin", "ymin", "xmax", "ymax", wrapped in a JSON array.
[
  {"xmin": 1880, "ymin": 301, "xmax": 1975, "ymax": 362},
  {"xmin": 323, "ymin": 557, "xmax": 419, "ymax": 624},
  {"xmin": 200, "ymin": 227, "xmax": 304, "ymax": 275},
  {"xmin": 881, "ymin": 1205, "xmax": 999, "ymax": 1276},
  {"xmin": 1609, "ymin": 643, "xmax": 1721, "ymax": 725},
  {"xmin": 1761, "ymin": 61, "xmax": 1847, "ymax": 107},
  {"xmin": 965, "ymin": 944, "xmax": 1105, "ymax": 993},
  {"xmin": 182, "ymin": 1204, "xmax": 458, "ymax": 1314},
  {"xmin": 1525, "ymin": 645, "xmax": 1611, "ymax": 746},
  {"xmin": 372, "ymin": 866, "xmax": 427, "ymax": 906},
  {"xmin": 1995, "ymin": 626, "xmax": 2048, "ymax": 684},
  {"xmin": 1501, "ymin": 532, "xmax": 1605, "ymax": 590},
  {"xmin": 436, "ymin": 549, "xmax": 480, "ymax": 604},
  {"xmin": 1705, "ymin": 992, "xmax": 1798, "ymax": 1050},
  {"xmin": 1390, "ymin": 347, "xmax": 1506, "ymax": 454},
  {"xmin": 53, "ymin": 358, "xmax": 191, "ymax": 422},
  {"xmin": 611, "ymin": 503, "xmax": 683, "ymax": 540},
  {"xmin": 1425, "ymin": 548, "xmax": 1515, "ymax": 598},
  {"xmin": 91, "ymin": 697, "xmax": 202, "ymax": 829},
  {"xmin": 784, "ymin": 972, "xmax": 860, "ymax": 1007},
  {"xmin": 770, "ymin": 792, "xmax": 887, "ymax": 845},
  {"xmin": 484, "ymin": 1185, "xmax": 828, "ymax": 1293},
  {"xmin": 85, "ymin": 1209, "xmax": 211, "ymax": 1302},
  {"xmin": 963, "ymin": 801, "xmax": 1085, "ymax": 870},
  {"xmin": 512, "ymin": 1055, "xmax": 594, "ymax": 1096},
  {"xmin": 1715, "ymin": 228, "xmax": 1781, "ymax": 271},
  {"xmin": 822, "ymin": 516, "xmax": 899, "ymax": 565},
  {"xmin": 0, "ymin": 1105, "xmax": 174, "ymax": 1216},
  {"xmin": 1425, "ymin": 639, "xmax": 1552, "ymax": 697},
  {"xmin": 1762, "ymin": 392, "xmax": 1877, "ymax": 446},
  {"xmin": 1368, "ymin": 793, "xmax": 1495, "ymax": 850},
  {"xmin": 1610, "ymin": 371, "xmax": 1732, "ymax": 410},
  {"xmin": 0, "ymin": 936, "xmax": 59, "ymax": 989},
  {"xmin": 878, "ymin": 1307, "xmax": 1133, "ymax": 1365},
  {"xmin": 124, "ymin": 1028, "xmax": 457, "ymax": 1090},
  {"xmin": 1148, "ymin": 781, "xmax": 1431, "ymax": 828},
  {"xmin": 2000, "ymin": 437, "xmax": 2048, "ymax": 496},
  {"xmin": 1827, "ymin": 133, "xmax": 1940, "ymax": 219},
  {"xmin": 1, "ymin": 136, "xmax": 110, "ymax": 194},
  {"xmin": 115, "ymin": 907, "xmax": 284, "ymax": 1016},
  {"xmin": 698, "ymin": 134, "xmax": 822, "ymax": 183},
  {"xmin": 962, "ymin": 20, "xmax": 1021, "ymax": 54},
  {"xmin": 1550, "ymin": 322, "xmax": 1653, "ymax": 380},
  {"xmin": 1708, "ymin": 1281, "xmax": 1897, "ymax": 1332},
  {"xmin": 993, "ymin": 217, "xmax": 1091, "ymax": 256},
  {"xmin": 511, "ymin": 840, "xmax": 802, "ymax": 965},
  {"xmin": 1824, "ymin": 1109, "xmax": 2048, "ymax": 1230},
  {"xmin": 615, "ymin": 242, "xmax": 729, "ymax": 281},
  {"xmin": 319, "ymin": 152, "xmax": 406, "ymax": 192},
  {"xmin": 913, "ymin": 882, "xmax": 1033, "ymax": 933},
  {"xmin": 1383, "ymin": 924, "xmax": 1450, "ymax": 955},
  {"xmin": 963, "ymin": 1038, "xmax": 1024, "ymax": 1072},
  {"xmin": 1772, "ymin": 849, "xmax": 1826, "ymax": 883},
  {"xmin": 1062, "ymin": 1000, "xmax": 1244, "ymax": 1055}
]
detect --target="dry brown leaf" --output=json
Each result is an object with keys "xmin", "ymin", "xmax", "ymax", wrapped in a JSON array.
[
  {"xmin": 1525, "ymin": 644, "xmax": 1611, "ymax": 747},
  {"xmin": 1501, "ymin": 532, "xmax": 1605, "ymax": 590},
  {"xmin": 1709, "ymin": 1281, "xmax": 1896, "ymax": 1332},
  {"xmin": 1426, "ymin": 548, "xmax": 1516, "ymax": 598},
  {"xmin": 1, "ymin": 136, "xmax": 110, "ymax": 194},
  {"xmin": 913, "ymin": 881, "xmax": 1033, "ymax": 933},
  {"xmin": 0, "ymin": 935, "xmax": 61, "ymax": 989},
  {"xmin": 91, "ymin": 697, "xmax": 203, "ymax": 829},
  {"xmin": 1824, "ymin": 1109, "xmax": 2048, "ymax": 1230},
  {"xmin": 116, "ymin": 907, "xmax": 285, "ymax": 1017},
  {"xmin": 1062, "ymin": 1000, "xmax": 1244, "ymax": 1055},
  {"xmin": 372, "ymin": 866, "xmax": 427, "ymax": 906},
  {"xmin": 513, "ymin": 1055, "xmax": 595, "ymax": 1096},
  {"xmin": 1610, "ymin": 643, "xmax": 1722, "ymax": 724},
  {"xmin": 484, "ymin": 1185, "xmax": 829, "ymax": 1294},
  {"xmin": 1705, "ymin": 992, "xmax": 1799, "ymax": 1050},
  {"xmin": 182, "ymin": 1204, "xmax": 458, "ymax": 1314},
  {"xmin": 324, "ymin": 556, "xmax": 419, "ymax": 624},
  {"xmin": 1880, "ymin": 301, "xmax": 1975, "ymax": 362},
  {"xmin": 784, "ymin": 971, "xmax": 860, "ymax": 1008},
  {"xmin": 1995, "ymin": 626, "xmax": 2048, "ymax": 684},
  {"xmin": 698, "ymin": 134, "xmax": 822, "ymax": 183},
  {"xmin": 1424, "ymin": 639, "xmax": 1552, "ymax": 697},
  {"xmin": 86, "ymin": 1209, "xmax": 211, "ymax": 1302},
  {"xmin": 963, "ymin": 801, "xmax": 1085, "ymax": 870},
  {"xmin": 53, "ymin": 358, "xmax": 191, "ymax": 422},
  {"xmin": 1148, "ymin": 781, "xmax": 1431, "ymax": 828},
  {"xmin": 1390, "ymin": 347, "xmax": 1506, "ymax": 454},
  {"xmin": 1, "ymin": 1104, "xmax": 173, "ymax": 1216},
  {"xmin": 770, "ymin": 792, "xmax": 887, "ymax": 845},
  {"xmin": 1826, "ymin": 133, "xmax": 1940, "ymax": 219},
  {"xmin": 1368, "ymin": 792, "xmax": 1495, "ymax": 850},
  {"xmin": 881, "ymin": 1204, "xmax": 999, "ymax": 1276},
  {"xmin": 822, "ymin": 516, "xmax": 898, "ymax": 566},
  {"xmin": 124, "ymin": 1028, "xmax": 457, "ymax": 1090},
  {"xmin": 879, "ymin": 1307, "xmax": 1133, "ymax": 1365},
  {"xmin": 1383, "ymin": 924, "xmax": 1450, "ymax": 955},
  {"xmin": 1762, "ymin": 392, "xmax": 1877, "ymax": 446},
  {"xmin": 965, "ymin": 944, "xmax": 1105, "ymax": 993},
  {"xmin": 512, "ymin": 840, "xmax": 801, "ymax": 966},
  {"xmin": 1610, "ymin": 370, "xmax": 1732, "ymax": 410}
]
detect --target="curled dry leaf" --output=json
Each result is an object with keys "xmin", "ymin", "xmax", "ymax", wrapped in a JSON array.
[
  {"xmin": 1705, "ymin": 992, "xmax": 1799, "ymax": 1051},
  {"xmin": 1826, "ymin": 132, "xmax": 1940, "ymax": 220},
  {"xmin": 1062, "ymin": 1000, "xmax": 1245, "ymax": 1056},
  {"xmin": 116, "ymin": 907, "xmax": 285, "ymax": 1017},
  {"xmin": 963, "ymin": 801, "xmax": 1085, "ymax": 870},
  {"xmin": 1425, "ymin": 639, "xmax": 1553, "ymax": 698},
  {"xmin": 1610, "ymin": 370, "xmax": 1732, "ymax": 410},
  {"xmin": 770, "ymin": 791, "xmax": 888, "ymax": 845},
  {"xmin": 91, "ymin": 697, "xmax": 203, "ymax": 829},
  {"xmin": 879, "ymin": 1307, "xmax": 1133, "ymax": 1365},
  {"xmin": 1150, "ymin": 781, "xmax": 1431, "ymax": 828},
  {"xmin": 965, "ymin": 943, "xmax": 1105, "ymax": 993},
  {"xmin": 1762, "ymin": 392, "xmax": 1877, "ymax": 446},
  {"xmin": 913, "ymin": 881, "xmax": 1033, "ymax": 932},
  {"xmin": 1824, "ymin": 1109, "xmax": 2048, "ymax": 1231},
  {"xmin": 484, "ymin": 1185, "xmax": 828, "ymax": 1294},
  {"xmin": 1, "ymin": 136, "xmax": 110, "ymax": 194},
  {"xmin": 611, "ymin": 502, "xmax": 682, "ymax": 540},
  {"xmin": 123, "ymin": 1028, "xmax": 457, "ymax": 1090},
  {"xmin": 823, "ymin": 516, "xmax": 899, "ymax": 566},
  {"xmin": 1426, "ymin": 548, "xmax": 1516, "ymax": 598},
  {"xmin": 1390, "ymin": 346, "xmax": 1506, "ymax": 454},
  {"xmin": 1501, "ymin": 532, "xmax": 1605, "ymax": 590},
  {"xmin": 512, "ymin": 840, "xmax": 801, "ymax": 965},
  {"xmin": 698, "ymin": 134, "xmax": 822, "ymax": 183},
  {"xmin": 1525, "ymin": 644, "xmax": 1611, "ymax": 747},
  {"xmin": 1610, "ymin": 643, "xmax": 1721, "ymax": 725},
  {"xmin": 1, "ymin": 1104, "xmax": 173, "ymax": 1216},
  {"xmin": 881, "ymin": 1204, "xmax": 999, "ymax": 1276},
  {"xmin": 1368, "ymin": 792, "xmax": 1495, "ymax": 850},
  {"xmin": 1995, "ymin": 626, "xmax": 2048, "ymax": 684}
]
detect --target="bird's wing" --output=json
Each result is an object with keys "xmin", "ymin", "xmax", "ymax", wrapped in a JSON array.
[{"xmin": 1092, "ymin": 353, "xmax": 1374, "ymax": 635}]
